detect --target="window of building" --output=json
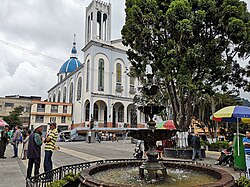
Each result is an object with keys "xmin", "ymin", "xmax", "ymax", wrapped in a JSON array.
[
  {"xmin": 53, "ymin": 94, "xmax": 56, "ymax": 102},
  {"xmin": 50, "ymin": 117, "xmax": 56, "ymax": 123},
  {"xmin": 63, "ymin": 87, "xmax": 66, "ymax": 102},
  {"xmin": 129, "ymin": 77, "xmax": 135, "ymax": 94},
  {"xmin": 116, "ymin": 63, "xmax": 122, "ymax": 83},
  {"xmin": 77, "ymin": 77, "xmax": 82, "ymax": 101},
  {"xmin": 97, "ymin": 11, "xmax": 102, "ymax": 39},
  {"xmin": 118, "ymin": 105, "xmax": 124, "ymax": 122},
  {"xmin": 51, "ymin": 105, "xmax": 58, "ymax": 113},
  {"xmin": 37, "ymin": 104, "xmax": 45, "ymax": 112},
  {"xmin": 0, "ymin": 105, "xmax": 2, "ymax": 111},
  {"xmin": 93, "ymin": 103, "xmax": 98, "ymax": 121},
  {"xmin": 5, "ymin": 102, "xmax": 14, "ymax": 107},
  {"xmin": 60, "ymin": 75, "xmax": 63, "ymax": 82},
  {"xmin": 85, "ymin": 103, "xmax": 90, "ymax": 121},
  {"xmin": 61, "ymin": 116, "xmax": 66, "ymax": 123},
  {"xmin": 57, "ymin": 91, "xmax": 61, "ymax": 102},
  {"xmin": 23, "ymin": 106, "xmax": 30, "ymax": 113},
  {"xmin": 69, "ymin": 82, "xmax": 74, "ymax": 103},
  {"xmin": 35, "ymin": 115, "xmax": 44, "ymax": 123},
  {"xmin": 86, "ymin": 60, "xmax": 90, "ymax": 92},
  {"xmin": 63, "ymin": 105, "xmax": 67, "ymax": 113},
  {"xmin": 98, "ymin": 58, "xmax": 104, "ymax": 91}
]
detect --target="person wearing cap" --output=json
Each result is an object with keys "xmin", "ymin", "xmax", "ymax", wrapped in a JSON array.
[
  {"xmin": 26, "ymin": 124, "xmax": 43, "ymax": 179},
  {"xmin": 44, "ymin": 122, "xmax": 58, "ymax": 173},
  {"xmin": 243, "ymin": 131, "xmax": 250, "ymax": 179}
]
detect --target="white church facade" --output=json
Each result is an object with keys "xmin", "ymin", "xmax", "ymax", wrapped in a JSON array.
[{"xmin": 47, "ymin": 0, "xmax": 147, "ymax": 130}]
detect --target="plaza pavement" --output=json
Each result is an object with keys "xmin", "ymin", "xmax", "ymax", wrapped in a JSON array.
[{"xmin": 0, "ymin": 140, "xmax": 243, "ymax": 187}]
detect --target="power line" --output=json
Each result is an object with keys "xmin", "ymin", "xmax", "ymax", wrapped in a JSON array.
[{"xmin": 0, "ymin": 39, "xmax": 64, "ymax": 63}]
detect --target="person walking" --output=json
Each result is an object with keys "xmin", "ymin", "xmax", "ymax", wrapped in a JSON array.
[
  {"xmin": 191, "ymin": 133, "xmax": 203, "ymax": 161},
  {"xmin": 88, "ymin": 130, "xmax": 92, "ymax": 143},
  {"xmin": 12, "ymin": 125, "xmax": 22, "ymax": 158},
  {"xmin": 22, "ymin": 130, "xmax": 31, "ymax": 160},
  {"xmin": 44, "ymin": 122, "xmax": 58, "ymax": 173},
  {"xmin": 0, "ymin": 125, "xmax": 9, "ymax": 159},
  {"xmin": 243, "ymin": 131, "xmax": 250, "ymax": 179},
  {"xmin": 26, "ymin": 124, "xmax": 43, "ymax": 179}
]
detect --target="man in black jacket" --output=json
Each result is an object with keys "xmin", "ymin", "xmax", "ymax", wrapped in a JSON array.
[
  {"xmin": 191, "ymin": 133, "xmax": 203, "ymax": 161},
  {"xmin": 0, "ymin": 125, "xmax": 9, "ymax": 159}
]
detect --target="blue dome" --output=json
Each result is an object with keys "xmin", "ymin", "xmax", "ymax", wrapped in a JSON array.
[{"xmin": 59, "ymin": 57, "xmax": 81, "ymax": 73}]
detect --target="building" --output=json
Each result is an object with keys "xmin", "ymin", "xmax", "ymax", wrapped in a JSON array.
[
  {"xmin": 30, "ymin": 100, "xmax": 72, "ymax": 134},
  {"xmin": 0, "ymin": 95, "xmax": 42, "ymax": 128},
  {"xmin": 47, "ymin": 0, "xmax": 147, "ymax": 130}
]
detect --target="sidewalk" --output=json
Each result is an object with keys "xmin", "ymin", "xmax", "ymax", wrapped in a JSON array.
[{"xmin": 0, "ymin": 144, "xmax": 26, "ymax": 187}]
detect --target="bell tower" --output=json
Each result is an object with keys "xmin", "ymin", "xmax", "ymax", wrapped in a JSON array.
[{"xmin": 85, "ymin": 0, "xmax": 111, "ymax": 44}]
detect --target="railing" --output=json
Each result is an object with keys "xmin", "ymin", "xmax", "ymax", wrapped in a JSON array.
[{"xmin": 26, "ymin": 159, "xmax": 143, "ymax": 187}]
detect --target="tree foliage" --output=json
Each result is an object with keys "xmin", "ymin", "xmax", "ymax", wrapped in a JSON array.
[
  {"xmin": 122, "ymin": 0, "xmax": 250, "ymax": 130},
  {"xmin": 3, "ymin": 106, "xmax": 23, "ymax": 129}
]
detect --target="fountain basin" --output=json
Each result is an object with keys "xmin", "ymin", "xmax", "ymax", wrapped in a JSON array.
[{"xmin": 78, "ymin": 160, "xmax": 235, "ymax": 187}]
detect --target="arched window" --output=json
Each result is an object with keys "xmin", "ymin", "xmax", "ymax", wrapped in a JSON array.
[
  {"xmin": 57, "ymin": 91, "xmax": 61, "ymax": 102},
  {"xmin": 69, "ymin": 82, "xmax": 74, "ymax": 103},
  {"xmin": 53, "ymin": 94, "xmax": 56, "ymax": 102},
  {"xmin": 116, "ymin": 63, "xmax": 122, "ymax": 83},
  {"xmin": 77, "ymin": 77, "xmax": 82, "ymax": 101},
  {"xmin": 86, "ymin": 60, "xmax": 90, "ymax": 92},
  {"xmin": 118, "ymin": 105, "xmax": 124, "ymax": 122},
  {"xmin": 85, "ymin": 103, "xmax": 90, "ymax": 121},
  {"xmin": 98, "ymin": 58, "xmax": 104, "ymax": 91},
  {"xmin": 63, "ymin": 87, "xmax": 66, "ymax": 102},
  {"xmin": 93, "ymin": 103, "xmax": 99, "ymax": 121},
  {"xmin": 97, "ymin": 11, "xmax": 102, "ymax": 39},
  {"xmin": 60, "ymin": 75, "xmax": 63, "ymax": 82}
]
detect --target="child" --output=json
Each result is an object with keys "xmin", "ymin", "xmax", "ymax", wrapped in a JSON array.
[{"xmin": 22, "ymin": 130, "xmax": 31, "ymax": 160}]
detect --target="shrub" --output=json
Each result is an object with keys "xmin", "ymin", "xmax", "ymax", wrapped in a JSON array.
[
  {"xmin": 47, "ymin": 172, "xmax": 78, "ymax": 187},
  {"xmin": 236, "ymin": 176, "xmax": 250, "ymax": 187},
  {"xmin": 209, "ymin": 141, "xmax": 228, "ymax": 150}
]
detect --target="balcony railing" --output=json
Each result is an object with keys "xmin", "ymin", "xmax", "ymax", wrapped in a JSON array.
[
  {"xmin": 116, "ymin": 83, "xmax": 123, "ymax": 92},
  {"xmin": 129, "ymin": 87, "xmax": 136, "ymax": 94},
  {"xmin": 51, "ymin": 109, "xmax": 58, "ymax": 113},
  {"xmin": 37, "ymin": 108, "xmax": 45, "ymax": 112}
]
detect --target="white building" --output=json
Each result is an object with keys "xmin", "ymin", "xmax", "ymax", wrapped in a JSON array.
[{"xmin": 48, "ymin": 0, "xmax": 146, "ymax": 130}]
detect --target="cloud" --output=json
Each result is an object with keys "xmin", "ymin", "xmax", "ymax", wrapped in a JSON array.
[{"xmin": 0, "ymin": 60, "xmax": 57, "ymax": 97}]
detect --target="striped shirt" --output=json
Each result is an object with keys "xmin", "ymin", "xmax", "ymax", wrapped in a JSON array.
[
  {"xmin": 45, "ymin": 129, "xmax": 58, "ymax": 151},
  {"xmin": 243, "ymin": 137, "xmax": 250, "ymax": 154}
]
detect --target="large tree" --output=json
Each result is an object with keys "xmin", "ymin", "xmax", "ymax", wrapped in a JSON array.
[
  {"xmin": 3, "ymin": 106, "xmax": 23, "ymax": 129},
  {"xmin": 122, "ymin": 0, "xmax": 250, "ymax": 130}
]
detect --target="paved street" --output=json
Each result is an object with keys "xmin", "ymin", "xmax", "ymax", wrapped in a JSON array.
[{"xmin": 0, "ymin": 140, "xmax": 243, "ymax": 187}]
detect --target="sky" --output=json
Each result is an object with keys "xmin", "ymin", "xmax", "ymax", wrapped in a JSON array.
[{"xmin": 0, "ymin": 0, "xmax": 249, "ymax": 100}]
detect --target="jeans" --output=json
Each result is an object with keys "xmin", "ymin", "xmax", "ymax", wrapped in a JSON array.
[
  {"xmin": 192, "ymin": 148, "xmax": 202, "ymax": 160},
  {"xmin": 13, "ymin": 141, "xmax": 19, "ymax": 157},
  {"xmin": 27, "ymin": 158, "xmax": 41, "ymax": 178},
  {"xmin": 245, "ymin": 154, "xmax": 250, "ymax": 179},
  {"xmin": 44, "ymin": 151, "xmax": 53, "ymax": 172}
]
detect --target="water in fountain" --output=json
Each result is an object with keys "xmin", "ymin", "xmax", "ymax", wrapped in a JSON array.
[{"xmin": 93, "ymin": 167, "xmax": 217, "ymax": 187}]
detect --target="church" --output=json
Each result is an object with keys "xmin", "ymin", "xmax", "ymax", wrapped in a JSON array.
[{"xmin": 47, "ymin": 0, "xmax": 147, "ymax": 130}]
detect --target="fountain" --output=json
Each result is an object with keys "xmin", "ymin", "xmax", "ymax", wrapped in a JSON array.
[
  {"xmin": 128, "ymin": 64, "xmax": 176, "ymax": 180},
  {"xmin": 78, "ymin": 65, "xmax": 235, "ymax": 187}
]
